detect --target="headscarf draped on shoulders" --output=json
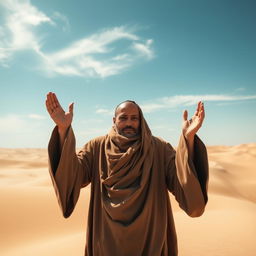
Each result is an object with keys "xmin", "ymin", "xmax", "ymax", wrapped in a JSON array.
[{"xmin": 102, "ymin": 104, "xmax": 154, "ymax": 224}]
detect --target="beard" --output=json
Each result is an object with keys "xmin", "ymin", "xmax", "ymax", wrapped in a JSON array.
[{"xmin": 117, "ymin": 126, "xmax": 139, "ymax": 138}]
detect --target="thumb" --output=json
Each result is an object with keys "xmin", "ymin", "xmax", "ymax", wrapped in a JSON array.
[
  {"xmin": 183, "ymin": 110, "xmax": 188, "ymax": 121},
  {"xmin": 68, "ymin": 102, "xmax": 74, "ymax": 114}
]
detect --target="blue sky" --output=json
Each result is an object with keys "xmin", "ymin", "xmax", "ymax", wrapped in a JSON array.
[{"xmin": 0, "ymin": 0, "xmax": 255, "ymax": 148}]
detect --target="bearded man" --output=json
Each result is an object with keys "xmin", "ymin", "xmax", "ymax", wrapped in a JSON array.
[{"xmin": 46, "ymin": 92, "xmax": 208, "ymax": 256}]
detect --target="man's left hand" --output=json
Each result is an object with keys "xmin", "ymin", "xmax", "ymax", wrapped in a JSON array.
[{"xmin": 182, "ymin": 101, "xmax": 205, "ymax": 140}]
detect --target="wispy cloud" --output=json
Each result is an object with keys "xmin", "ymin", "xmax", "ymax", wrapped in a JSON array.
[
  {"xmin": 28, "ymin": 114, "xmax": 46, "ymax": 120},
  {"xmin": 39, "ymin": 26, "xmax": 154, "ymax": 78},
  {"xmin": 0, "ymin": 0, "xmax": 52, "ymax": 52},
  {"xmin": 0, "ymin": 114, "xmax": 27, "ymax": 133},
  {"xmin": 132, "ymin": 39, "xmax": 154, "ymax": 60},
  {"xmin": 52, "ymin": 11, "xmax": 70, "ymax": 32},
  {"xmin": 95, "ymin": 108, "xmax": 113, "ymax": 115},
  {"xmin": 234, "ymin": 87, "xmax": 246, "ymax": 92},
  {"xmin": 0, "ymin": 0, "xmax": 154, "ymax": 78},
  {"xmin": 95, "ymin": 94, "xmax": 256, "ymax": 115},
  {"xmin": 0, "ymin": 114, "xmax": 47, "ymax": 133},
  {"xmin": 140, "ymin": 94, "xmax": 256, "ymax": 113}
]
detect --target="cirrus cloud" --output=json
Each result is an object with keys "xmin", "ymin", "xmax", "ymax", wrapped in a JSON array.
[
  {"xmin": 95, "ymin": 94, "xmax": 256, "ymax": 114},
  {"xmin": 0, "ymin": 0, "xmax": 154, "ymax": 78},
  {"xmin": 140, "ymin": 94, "xmax": 256, "ymax": 113}
]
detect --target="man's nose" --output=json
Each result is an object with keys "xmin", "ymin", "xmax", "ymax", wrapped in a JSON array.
[{"xmin": 125, "ymin": 118, "xmax": 132, "ymax": 126}]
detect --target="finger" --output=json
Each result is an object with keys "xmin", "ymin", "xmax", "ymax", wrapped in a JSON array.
[
  {"xmin": 198, "ymin": 103, "xmax": 205, "ymax": 124},
  {"xmin": 68, "ymin": 102, "xmax": 74, "ymax": 114},
  {"xmin": 183, "ymin": 110, "xmax": 188, "ymax": 121},
  {"xmin": 47, "ymin": 92, "xmax": 55, "ymax": 109},
  {"xmin": 200, "ymin": 102, "xmax": 205, "ymax": 120},
  {"xmin": 52, "ymin": 93, "xmax": 60, "ymax": 109},
  {"xmin": 46, "ymin": 93, "xmax": 53, "ymax": 113},
  {"xmin": 45, "ymin": 99, "xmax": 52, "ymax": 114},
  {"xmin": 198, "ymin": 102, "xmax": 204, "ymax": 115},
  {"xmin": 46, "ymin": 92, "xmax": 52, "ymax": 105},
  {"xmin": 46, "ymin": 92, "xmax": 57, "ymax": 114},
  {"xmin": 194, "ymin": 101, "xmax": 201, "ymax": 116}
]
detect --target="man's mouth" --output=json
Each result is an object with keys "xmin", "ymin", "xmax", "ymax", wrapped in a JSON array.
[{"xmin": 123, "ymin": 127, "xmax": 136, "ymax": 133}]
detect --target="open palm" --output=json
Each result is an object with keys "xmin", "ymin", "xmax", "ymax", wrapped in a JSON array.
[
  {"xmin": 45, "ymin": 92, "xmax": 74, "ymax": 131},
  {"xmin": 182, "ymin": 101, "xmax": 205, "ymax": 139}
]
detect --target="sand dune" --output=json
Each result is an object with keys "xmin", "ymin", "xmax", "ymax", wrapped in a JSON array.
[{"xmin": 0, "ymin": 144, "xmax": 256, "ymax": 256}]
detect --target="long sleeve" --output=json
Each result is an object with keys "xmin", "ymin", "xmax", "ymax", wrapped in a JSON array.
[
  {"xmin": 165, "ymin": 134, "xmax": 209, "ymax": 217},
  {"xmin": 48, "ymin": 126, "xmax": 93, "ymax": 218}
]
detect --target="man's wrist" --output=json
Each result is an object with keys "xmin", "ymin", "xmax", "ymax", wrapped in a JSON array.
[
  {"xmin": 58, "ymin": 126, "xmax": 69, "ymax": 136},
  {"xmin": 184, "ymin": 131, "xmax": 195, "ymax": 142}
]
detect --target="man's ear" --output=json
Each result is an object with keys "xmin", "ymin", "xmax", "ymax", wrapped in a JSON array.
[{"xmin": 113, "ymin": 117, "xmax": 116, "ymax": 124}]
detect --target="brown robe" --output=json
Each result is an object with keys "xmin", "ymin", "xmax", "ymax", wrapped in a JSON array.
[{"xmin": 48, "ymin": 111, "xmax": 208, "ymax": 256}]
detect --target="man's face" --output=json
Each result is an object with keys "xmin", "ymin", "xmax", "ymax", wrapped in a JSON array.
[{"xmin": 113, "ymin": 102, "xmax": 140, "ymax": 138}]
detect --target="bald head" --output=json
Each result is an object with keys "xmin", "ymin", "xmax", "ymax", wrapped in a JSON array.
[
  {"xmin": 113, "ymin": 101, "xmax": 141, "ymax": 138},
  {"xmin": 114, "ymin": 100, "xmax": 139, "ymax": 117}
]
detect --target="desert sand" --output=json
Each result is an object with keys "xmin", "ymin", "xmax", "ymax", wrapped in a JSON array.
[{"xmin": 1, "ymin": 144, "xmax": 256, "ymax": 256}]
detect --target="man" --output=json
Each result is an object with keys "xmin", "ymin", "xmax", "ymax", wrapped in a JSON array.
[{"xmin": 46, "ymin": 92, "xmax": 208, "ymax": 256}]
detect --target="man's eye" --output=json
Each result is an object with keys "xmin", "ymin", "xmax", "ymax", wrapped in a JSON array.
[{"xmin": 120, "ymin": 117, "xmax": 126, "ymax": 120}]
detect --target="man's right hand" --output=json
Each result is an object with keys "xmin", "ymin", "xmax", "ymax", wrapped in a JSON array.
[{"xmin": 45, "ymin": 92, "xmax": 74, "ymax": 135}]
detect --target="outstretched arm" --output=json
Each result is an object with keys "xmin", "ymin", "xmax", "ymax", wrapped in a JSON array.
[
  {"xmin": 45, "ymin": 92, "xmax": 74, "ymax": 150},
  {"xmin": 46, "ymin": 93, "xmax": 92, "ymax": 218},
  {"xmin": 165, "ymin": 101, "xmax": 208, "ymax": 217},
  {"xmin": 182, "ymin": 101, "xmax": 205, "ymax": 159}
]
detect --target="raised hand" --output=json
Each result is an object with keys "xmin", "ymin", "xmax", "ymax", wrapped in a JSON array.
[
  {"xmin": 45, "ymin": 92, "xmax": 74, "ymax": 133},
  {"xmin": 182, "ymin": 101, "xmax": 205, "ymax": 140}
]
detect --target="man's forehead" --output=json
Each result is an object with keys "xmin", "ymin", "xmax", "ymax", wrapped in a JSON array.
[{"xmin": 116, "ymin": 102, "xmax": 140, "ymax": 115}]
